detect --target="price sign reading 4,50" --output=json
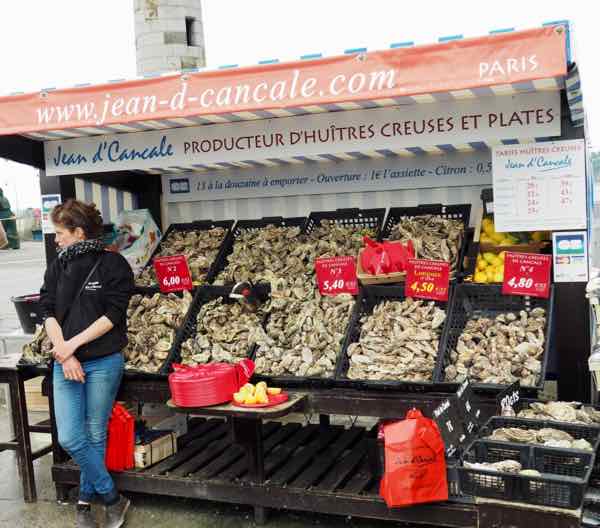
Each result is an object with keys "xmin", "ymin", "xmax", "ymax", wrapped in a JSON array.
[
  {"xmin": 502, "ymin": 252, "xmax": 551, "ymax": 299},
  {"xmin": 153, "ymin": 255, "xmax": 193, "ymax": 293},
  {"xmin": 405, "ymin": 259, "xmax": 450, "ymax": 302},
  {"xmin": 315, "ymin": 256, "xmax": 358, "ymax": 296}
]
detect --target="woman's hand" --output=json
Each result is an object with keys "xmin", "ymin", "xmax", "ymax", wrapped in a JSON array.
[
  {"xmin": 62, "ymin": 356, "xmax": 85, "ymax": 383},
  {"xmin": 51, "ymin": 339, "xmax": 77, "ymax": 364}
]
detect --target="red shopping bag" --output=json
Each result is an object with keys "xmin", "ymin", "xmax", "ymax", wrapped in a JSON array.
[
  {"xmin": 379, "ymin": 408, "xmax": 448, "ymax": 508},
  {"xmin": 105, "ymin": 403, "xmax": 134, "ymax": 472},
  {"xmin": 361, "ymin": 237, "xmax": 415, "ymax": 275}
]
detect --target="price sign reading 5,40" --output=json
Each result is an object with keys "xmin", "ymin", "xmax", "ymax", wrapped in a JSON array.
[
  {"xmin": 315, "ymin": 256, "xmax": 358, "ymax": 296},
  {"xmin": 502, "ymin": 252, "xmax": 551, "ymax": 299},
  {"xmin": 153, "ymin": 255, "xmax": 193, "ymax": 293},
  {"xmin": 405, "ymin": 259, "xmax": 450, "ymax": 302}
]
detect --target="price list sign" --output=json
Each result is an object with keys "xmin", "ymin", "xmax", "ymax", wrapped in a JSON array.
[
  {"xmin": 154, "ymin": 255, "xmax": 193, "ymax": 293},
  {"xmin": 502, "ymin": 252, "xmax": 551, "ymax": 298},
  {"xmin": 315, "ymin": 256, "xmax": 359, "ymax": 296},
  {"xmin": 405, "ymin": 259, "xmax": 450, "ymax": 302}
]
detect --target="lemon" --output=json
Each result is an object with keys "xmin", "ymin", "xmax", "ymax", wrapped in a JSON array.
[
  {"xmin": 244, "ymin": 394, "xmax": 257, "ymax": 405},
  {"xmin": 493, "ymin": 271, "xmax": 504, "ymax": 282},
  {"xmin": 485, "ymin": 268, "xmax": 495, "ymax": 281},
  {"xmin": 477, "ymin": 259, "xmax": 488, "ymax": 271},
  {"xmin": 241, "ymin": 383, "xmax": 255, "ymax": 396},
  {"xmin": 233, "ymin": 392, "xmax": 245, "ymax": 404},
  {"xmin": 256, "ymin": 381, "xmax": 267, "ymax": 392},
  {"xmin": 474, "ymin": 271, "xmax": 487, "ymax": 283},
  {"xmin": 483, "ymin": 252, "xmax": 496, "ymax": 264},
  {"xmin": 256, "ymin": 392, "xmax": 269, "ymax": 404},
  {"xmin": 491, "ymin": 232, "xmax": 505, "ymax": 244},
  {"xmin": 267, "ymin": 387, "xmax": 282, "ymax": 395},
  {"xmin": 490, "ymin": 256, "xmax": 503, "ymax": 267},
  {"xmin": 498, "ymin": 251, "xmax": 506, "ymax": 261}
]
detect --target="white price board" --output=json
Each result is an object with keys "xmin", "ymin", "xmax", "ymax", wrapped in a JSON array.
[
  {"xmin": 552, "ymin": 231, "xmax": 589, "ymax": 283},
  {"xmin": 492, "ymin": 140, "xmax": 586, "ymax": 232}
]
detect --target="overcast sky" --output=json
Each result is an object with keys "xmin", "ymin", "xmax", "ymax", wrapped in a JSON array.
[{"xmin": 0, "ymin": 0, "xmax": 597, "ymax": 208}]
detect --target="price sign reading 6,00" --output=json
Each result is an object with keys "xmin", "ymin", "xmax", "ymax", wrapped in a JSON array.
[
  {"xmin": 315, "ymin": 256, "xmax": 359, "ymax": 296},
  {"xmin": 502, "ymin": 252, "xmax": 551, "ymax": 299},
  {"xmin": 405, "ymin": 259, "xmax": 450, "ymax": 302},
  {"xmin": 153, "ymin": 255, "xmax": 193, "ymax": 293}
]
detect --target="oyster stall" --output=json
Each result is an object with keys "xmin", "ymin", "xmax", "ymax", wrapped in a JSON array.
[{"xmin": 2, "ymin": 21, "xmax": 599, "ymax": 527}]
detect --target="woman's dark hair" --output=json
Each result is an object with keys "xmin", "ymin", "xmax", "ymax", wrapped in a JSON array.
[{"xmin": 50, "ymin": 199, "xmax": 104, "ymax": 240}]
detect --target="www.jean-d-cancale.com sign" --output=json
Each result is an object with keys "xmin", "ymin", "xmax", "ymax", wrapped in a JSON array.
[
  {"xmin": 163, "ymin": 150, "xmax": 493, "ymax": 202},
  {"xmin": 44, "ymin": 91, "xmax": 560, "ymax": 176}
]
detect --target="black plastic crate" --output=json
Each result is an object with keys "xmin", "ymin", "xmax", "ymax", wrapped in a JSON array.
[
  {"xmin": 435, "ymin": 283, "xmax": 554, "ymax": 391},
  {"xmin": 123, "ymin": 287, "xmax": 196, "ymax": 378},
  {"xmin": 135, "ymin": 219, "xmax": 235, "ymax": 289},
  {"xmin": 459, "ymin": 439, "xmax": 593, "ymax": 509},
  {"xmin": 211, "ymin": 216, "xmax": 308, "ymax": 286},
  {"xmin": 166, "ymin": 285, "xmax": 270, "ymax": 374},
  {"xmin": 380, "ymin": 203, "xmax": 472, "ymax": 279},
  {"xmin": 334, "ymin": 284, "xmax": 452, "ymax": 391},
  {"xmin": 303, "ymin": 208, "xmax": 386, "ymax": 238},
  {"xmin": 251, "ymin": 295, "xmax": 358, "ymax": 390}
]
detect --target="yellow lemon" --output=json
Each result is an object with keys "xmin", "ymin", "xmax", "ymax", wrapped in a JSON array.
[
  {"xmin": 474, "ymin": 271, "xmax": 487, "ymax": 283},
  {"xmin": 493, "ymin": 271, "xmax": 504, "ymax": 283},
  {"xmin": 256, "ymin": 381, "xmax": 267, "ymax": 392},
  {"xmin": 244, "ymin": 394, "xmax": 257, "ymax": 405},
  {"xmin": 256, "ymin": 392, "xmax": 269, "ymax": 405},
  {"xmin": 485, "ymin": 268, "xmax": 495, "ymax": 281},
  {"xmin": 491, "ymin": 232, "xmax": 505, "ymax": 244},
  {"xmin": 241, "ymin": 383, "xmax": 255, "ymax": 396},
  {"xmin": 233, "ymin": 392, "xmax": 245, "ymax": 404},
  {"xmin": 267, "ymin": 387, "xmax": 282, "ymax": 395},
  {"xmin": 483, "ymin": 252, "xmax": 496, "ymax": 264},
  {"xmin": 498, "ymin": 251, "xmax": 506, "ymax": 262},
  {"xmin": 480, "ymin": 233, "xmax": 492, "ymax": 243},
  {"xmin": 477, "ymin": 259, "xmax": 488, "ymax": 271}
]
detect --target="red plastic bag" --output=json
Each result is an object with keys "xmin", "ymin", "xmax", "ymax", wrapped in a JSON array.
[
  {"xmin": 105, "ymin": 403, "xmax": 134, "ymax": 472},
  {"xmin": 361, "ymin": 237, "xmax": 415, "ymax": 275},
  {"xmin": 379, "ymin": 408, "xmax": 448, "ymax": 508}
]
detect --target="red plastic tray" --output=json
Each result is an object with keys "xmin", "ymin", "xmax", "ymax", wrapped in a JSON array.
[{"xmin": 232, "ymin": 392, "xmax": 289, "ymax": 408}]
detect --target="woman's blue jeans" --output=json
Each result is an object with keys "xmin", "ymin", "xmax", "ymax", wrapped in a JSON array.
[{"xmin": 53, "ymin": 352, "xmax": 123, "ymax": 504}]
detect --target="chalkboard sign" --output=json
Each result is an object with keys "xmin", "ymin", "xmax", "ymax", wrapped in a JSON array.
[
  {"xmin": 432, "ymin": 397, "xmax": 463, "ymax": 458},
  {"xmin": 496, "ymin": 380, "xmax": 522, "ymax": 414},
  {"xmin": 456, "ymin": 378, "xmax": 483, "ymax": 443}
]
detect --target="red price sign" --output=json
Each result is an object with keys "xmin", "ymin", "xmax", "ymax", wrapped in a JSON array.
[
  {"xmin": 405, "ymin": 259, "xmax": 450, "ymax": 301},
  {"xmin": 315, "ymin": 256, "xmax": 358, "ymax": 296},
  {"xmin": 502, "ymin": 252, "xmax": 551, "ymax": 298},
  {"xmin": 153, "ymin": 255, "xmax": 193, "ymax": 293}
]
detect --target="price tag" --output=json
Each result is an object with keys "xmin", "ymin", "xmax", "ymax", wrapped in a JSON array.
[
  {"xmin": 496, "ymin": 380, "xmax": 522, "ymax": 415},
  {"xmin": 315, "ymin": 256, "xmax": 358, "ymax": 296},
  {"xmin": 456, "ymin": 379, "xmax": 483, "ymax": 442},
  {"xmin": 432, "ymin": 396, "xmax": 464, "ymax": 458},
  {"xmin": 405, "ymin": 259, "xmax": 450, "ymax": 301},
  {"xmin": 502, "ymin": 252, "xmax": 551, "ymax": 298},
  {"xmin": 153, "ymin": 255, "xmax": 193, "ymax": 293}
]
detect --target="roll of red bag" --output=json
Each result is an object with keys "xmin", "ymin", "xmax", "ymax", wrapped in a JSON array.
[{"xmin": 169, "ymin": 359, "xmax": 254, "ymax": 407}]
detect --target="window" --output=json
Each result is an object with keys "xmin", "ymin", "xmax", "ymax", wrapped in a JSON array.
[{"xmin": 185, "ymin": 17, "xmax": 196, "ymax": 47}]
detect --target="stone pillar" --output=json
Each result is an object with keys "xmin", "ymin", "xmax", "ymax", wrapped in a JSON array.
[{"xmin": 134, "ymin": 0, "xmax": 206, "ymax": 76}]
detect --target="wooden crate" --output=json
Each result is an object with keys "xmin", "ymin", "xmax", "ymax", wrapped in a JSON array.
[{"xmin": 25, "ymin": 376, "xmax": 48, "ymax": 412}]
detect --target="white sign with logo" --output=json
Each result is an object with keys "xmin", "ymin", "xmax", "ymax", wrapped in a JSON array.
[
  {"xmin": 552, "ymin": 231, "xmax": 589, "ymax": 282},
  {"xmin": 163, "ymin": 150, "xmax": 493, "ymax": 202},
  {"xmin": 492, "ymin": 139, "xmax": 587, "ymax": 232},
  {"xmin": 41, "ymin": 193, "xmax": 61, "ymax": 234},
  {"xmin": 45, "ymin": 91, "xmax": 561, "ymax": 176}
]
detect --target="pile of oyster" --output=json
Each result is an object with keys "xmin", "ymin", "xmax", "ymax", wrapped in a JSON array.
[
  {"xmin": 518, "ymin": 401, "xmax": 600, "ymax": 425},
  {"xmin": 464, "ymin": 460, "xmax": 541, "ymax": 477},
  {"xmin": 444, "ymin": 308, "xmax": 546, "ymax": 386},
  {"xmin": 21, "ymin": 325, "xmax": 53, "ymax": 364},
  {"xmin": 387, "ymin": 215, "xmax": 464, "ymax": 275},
  {"xmin": 215, "ymin": 225, "xmax": 304, "ymax": 285},
  {"xmin": 124, "ymin": 291, "xmax": 192, "ymax": 373},
  {"xmin": 306, "ymin": 220, "xmax": 375, "ymax": 260},
  {"xmin": 253, "ymin": 279, "xmax": 354, "ymax": 378},
  {"xmin": 489, "ymin": 427, "xmax": 593, "ymax": 451},
  {"xmin": 346, "ymin": 298, "xmax": 445, "ymax": 381},
  {"xmin": 179, "ymin": 298, "xmax": 267, "ymax": 366},
  {"xmin": 136, "ymin": 227, "xmax": 228, "ymax": 287}
]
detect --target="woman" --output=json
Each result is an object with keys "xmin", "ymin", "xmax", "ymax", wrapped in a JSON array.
[{"xmin": 40, "ymin": 199, "xmax": 134, "ymax": 528}]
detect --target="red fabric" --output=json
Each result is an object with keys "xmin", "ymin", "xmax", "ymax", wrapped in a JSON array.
[
  {"xmin": 379, "ymin": 408, "xmax": 448, "ymax": 508},
  {"xmin": 169, "ymin": 359, "xmax": 255, "ymax": 407},
  {"xmin": 361, "ymin": 237, "xmax": 415, "ymax": 275},
  {"xmin": 105, "ymin": 403, "xmax": 134, "ymax": 472}
]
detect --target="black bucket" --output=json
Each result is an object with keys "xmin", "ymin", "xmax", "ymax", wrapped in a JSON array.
[{"xmin": 11, "ymin": 294, "xmax": 43, "ymax": 334}]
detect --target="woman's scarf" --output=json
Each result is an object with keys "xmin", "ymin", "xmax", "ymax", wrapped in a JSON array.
[{"xmin": 58, "ymin": 239, "xmax": 105, "ymax": 263}]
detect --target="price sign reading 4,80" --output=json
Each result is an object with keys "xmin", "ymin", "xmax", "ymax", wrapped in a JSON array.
[
  {"xmin": 153, "ymin": 255, "xmax": 193, "ymax": 293},
  {"xmin": 502, "ymin": 252, "xmax": 551, "ymax": 299},
  {"xmin": 405, "ymin": 259, "xmax": 450, "ymax": 302},
  {"xmin": 315, "ymin": 256, "xmax": 359, "ymax": 296}
]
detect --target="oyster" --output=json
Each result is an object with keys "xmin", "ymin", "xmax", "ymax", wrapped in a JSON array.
[
  {"xmin": 444, "ymin": 308, "xmax": 547, "ymax": 386},
  {"xmin": 253, "ymin": 283, "xmax": 354, "ymax": 378},
  {"xmin": 464, "ymin": 459, "xmax": 522, "ymax": 473},
  {"xmin": 124, "ymin": 291, "xmax": 192, "ymax": 373},
  {"xmin": 387, "ymin": 215, "xmax": 464, "ymax": 275},
  {"xmin": 488, "ymin": 426, "xmax": 593, "ymax": 451},
  {"xmin": 21, "ymin": 325, "xmax": 53, "ymax": 364},
  {"xmin": 346, "ymin": 298, "xmax": 445, "ymax": 382},
  {"xmin": 136, "ymin": 227, "xmax": 228, "ymax": 287},
  {"xmin": 180, "ymin": 298, "xmax": 267, "ymax": 366},
  {"xmin": 518, "ymin": 401, "xmax": 600, "ymax": 426}
]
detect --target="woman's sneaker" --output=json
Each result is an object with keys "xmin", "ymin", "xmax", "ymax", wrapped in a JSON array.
[
  {"xmin": 76, "ymin": 503, "xmax": 97, "ymax": 527},
  {"xmin": 105, "ymin": 495, "xmax": 130, "ymax": 528}
]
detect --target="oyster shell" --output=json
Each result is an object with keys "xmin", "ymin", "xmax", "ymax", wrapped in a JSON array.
[
  {"xmin": 136, "ymin": 227, "xmax": 228, "ymax": 287},
  {"xmin": 21, "ymin": 325, "xmax": 53, "ymax": 364},
  {"xmin": 345, "ymin": 298, "xmax": 445, "ymax": 382},
  {"xmin": 464, "ymin": 460, "xmax": 522, "ymax": 473},
  {"xmin": 180, "ymin": 298, "xmax": 267, "ymax": 366},
  {"xmin": 124, "ymin": 291, "xmax": 192, "ymax": 373},
  {"xmin": 387, "ymin": 215, "xmax": 464, "ymax": 275},
  {"xmin": 518, "ymin": 401, "xmax": 600, "ymax": 426},
  {"xmin": 488, "ymin": 426, "xmax": 592, "ymax": 451},
  {"xmin": 444, "ymin": 308, "xmax": 546, "ymax": 386}
]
